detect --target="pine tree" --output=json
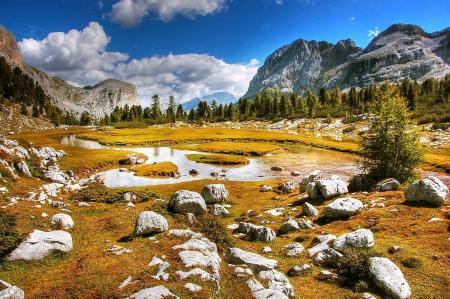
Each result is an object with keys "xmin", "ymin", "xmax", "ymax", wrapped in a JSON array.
[
  {"xmin": 166, "ymin": 95, "xmax": 176, "ymax": 123},
  {"xmin": 151, "ymin": 94, "xmax": 162, "ymax": 121}
]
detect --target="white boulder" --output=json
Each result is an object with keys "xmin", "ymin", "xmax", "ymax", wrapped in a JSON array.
[
  {"xmin": 50, "ymin": 213, "xmax": 74, "ymax": 230},
  {"xmin": 323, "ymin": 197, "xmax": 363, "ymax": 218},
  {"xmin": 168, "ymin": 190, "xmax": 207, "ymax": 215},
  {"xmin": 369, "ymin": 257, "xmax": 411, "ymax": 299},
  {"xmin": 134, "ymin": 211, "xmax": 168, "ymax": 236},
  {"xmin": 405, "ymin": 176, "xmax": 448, "ymax": 206},
  {"xmin": 201, "ymin": 184, "xmax": 229, "ymax": 204}
]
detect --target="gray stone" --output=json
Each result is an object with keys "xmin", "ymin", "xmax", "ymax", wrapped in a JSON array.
[
  {"xmin": 258, "ymin": 269, "xmax": 295, "ymax": 298},
  {"xmin": 323, "ymin": 197, "xmax": 363, "ymax": 218},
  {"xmin": 278, "ymin": 181, "xmax": 297, "ymax": 193},
  {"xmin": 308, "ymin": 176, "xmax": 348, "ymax": 199},
  {"xmin": 300, "ymin": 170, "xmax": 322, "ymax": 192},
  {"xmin": 333, "ymin": 229, "xmax": 374, "ymax": 251},
  {"xmin": 128, "ymin": 286, "xmax": 179, "ymax": 299},
  {"xmin": 271, "ymin": 166, "xmax": 284, "ymax": 171},
  {"xmin": 50, "ymin": 213, "xmax": 74, "ymax": 230},
  {"xmin": 302, "ymin": 202, "xmax": 319, "ymax": 217},
  {"xmin": 168, "ymin": 190, "xmax": 207, "ymax": 215},
  {"xmin": 184, "ymin": 283, "xmax": 202, "ymax": 292},
  {"xmin": 287, "ymin": 264, "xmax": 312, "ymax": 277},
  {"xmin": 211, "ymin": 204, "xmax": 230, "ymax": 216},
  {"xmin": 16, "ymin": 161, "xmax": 31, "ymax": 177},
  {"xmin": 246, "ymin": 278, "xmax": 289, "ymax": 299},
  {"xmin": 405, "ymin": 176, "xmax": 448, "ymax": 206},
  {"xmin": 0, "ymin": 279, "xmax": 24, "ymax": 299},
  {"xmin": 235, "ymin": 222, "xmax": 276, "ymax": 242},
  {"xmin": 201, "ymin": 184, "xmax": 229, "ymax": 204},
  {"xmin": 376, "ymin": 178, "xmax": 400, "ymax": 191},
  {"xmin": 369, "ymin": 257, "xmax": 411, "ymax": 299},
  {"xmin": 227, "ymin": 247, "xmax": 278, "ymax": 272},
  {"xmin": 283, "ymin": 243, "xmax": 304, "ymax": 256},
  {"xmin": 278, "ymin": 219, "xmax": 299, "ymax": 234},
  {"xmin": 8, "ymin": 230, "xmax": 72, "ymax": 261},
  {"xmin": 298, "ymin": 219, "xmax": 315, "ymax": 229},
  {"xmin": 260, "ymin": 185, "xmax": 273, "ymax": 192},
  {"xmin": 313, "ymin": 248, "xmax": 343, "ymax": 266},
  {"xmin": 134, "ymin": 211, "xmax": 168, "ymax": 236}
]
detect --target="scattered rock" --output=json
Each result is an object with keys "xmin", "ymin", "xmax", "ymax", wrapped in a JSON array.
[
  {"xmin": 333, "ymin": 229, "xmax": 374, "ymax": 251},
  {"xmin": 184, "ymin": 283, "xmax": 202, "ymax": 292},
  {"xmin": 278, "ymin": 181, "xmax": 297, "ymax": 193},
  {"xmin": 121, "ymin": 154, "xmax": 145, "ymax": 165},
  {"xmin": 148, "ymin": 256, "xmax": 170, "ymax": 281},
  {"xmin": 283, "ymin": 243, "xmax": 304, "ymax": 256},
  {"xmin": 168, "ymin": 190, "xmax": 207, "ymax": 215},
  {"xmin": 302, "ymin": 202, "xmax": 319, "ymax": 217},
  {"xmin": 369, "ymin": 257, "xmax": 411, "ymax": 299},
  {"xmin": 298, "ymin": 219, "xmax": 315, "ymax": 229},
  {"xmin": 278, "ymin": 219, "xmax": 299, "ymax": 234},
  {"xmin": 0, "ymin": 279, "xmax": 24, "ymax": 299},
  {"xmin": 134, "ymin": 211, "xmax": 168, "ymax": 236},
  {"xmin": 271, "ymin": 166, "xmax": 284, "ymax": 171},
  {"xmin": 287, "ymin": 264, "xmax": 312, "ymax": 277},
  {"xmin": 107, "ymin": 245, "xmax": 132, "ymax": 256},
  {"xmin": 405, "ymin": 176, "xmax": 448, "ymax": 206},
  {"xmin": 235, "ymin": 222, "xmax": 276, "ymax": 242},
  {"xmin": 291, "ymin": 171, "xmax": 301, "ymax": 176},
  {"xmin": 189, "ymin": 169, "xmax": 198, "ymax": 175},
  {"xmin": 8, "ymin": 230, "xmax": 72, "ymax": 260},
  {"xmin": 169, "ymin": 229, "xmax": 202, "ymax": 239},
  {"xmin": 313, "ymin": 248, "xmax": 343, "ymax": 266},
  {"xmin": 128, "ymin": 286, "xmax": 179, "ymax": 299},
  {"xmin": 307, "ymin": 176, "xmax": 348, "ymax": 199},
  {"xmin": 16, "ymin": 160, "xmax": 31, "ymax": 177},
  {"xmin": 317, "ymin": 270, "xmax": 339, "ymax": 282},
  {"xmin": 300, "ymin": 170, "xmax": 322, "ymax": 192},
  {"xmin": 211, "ymin": 204, "xmax": 230, "ymax": 216},
  {"xmin": 323, "ymin": 197, "xmax": 363, "ymax": 219},
  {"xmin": 260, "ymin": 185, "xmax": 273, "ymax": 192},
  {"xmin": 50, "ymin": 213, "xmax": 74, "ymax": 230},
  {"xmin": 388, "ymin": 245, "xmax": 401, "ymax": 254},
  {"xmin": 201, "ymin": 184, "xmax": 229, "ymax": 204},
  {"xmin": 246, "ymin": 278, "xmax": 289, "ymax": 299},
  {"xmin": 123, "ymin": 192, "xmax": 137, "ymax": 202},
  {"xmin": 77, "ymin": 201, "xmax": 90, "ymax": 207},
  {"xmin": 261, "ymin": 246, "xmax": 272, "ymax": 253},
  {"xmin": 258, "ymin": 269, "xmax": 295, "ymax": 298},
  {"xmin": 227, "ymin": 247, "xmax": 278, "ymax": 272},
  {"xmin": 376, "ymin": 178, "xmax": 400, "ymax": 191}
]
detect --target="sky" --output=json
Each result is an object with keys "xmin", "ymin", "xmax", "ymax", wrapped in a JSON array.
[{"xmin": 1, "ymin": 0, "xmax": 449, "ymax": 106}]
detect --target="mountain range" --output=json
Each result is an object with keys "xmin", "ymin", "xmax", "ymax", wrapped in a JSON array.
[
  {"xmin": 244, "ymin": 24, "xmax": 450, "ymax": 98},
  {"xmin": 0, "ymin": 26, "xmax": 140, "ymax": 117},
  {"xmin": 181, "ymin": 92, "xmax": 237, "ymax": 111}
]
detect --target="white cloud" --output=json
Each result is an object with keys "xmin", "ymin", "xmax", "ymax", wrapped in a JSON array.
[
  {"xmin": 349, "ymin": 16, "xmax": 355, "ymax": 21},
  {"xmin": 18, "ymin": 22, "xmax": 259, "ymax": 106},
  {"xmin": 368, "ymin": 27, "xmax": 380, "ymax": 40},
  {"xmin": 275, "ymin": 0, "xmax": 283, "ymax": 5},
  {"xmin": 110, "ymin": 0, "xmax": 228, "ymax": 27}
]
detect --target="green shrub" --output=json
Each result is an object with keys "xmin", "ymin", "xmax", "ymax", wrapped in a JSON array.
[
  {"xmin": 336, "ymin": 248, "xmax": 380, "ymax": 289},
  {"xmin": 0, "ymin": 211, "xmax": 22, "ymax": 260},
  {"xmin": 194, "ymin": 214, "xmax": 235, "ymax": 250}
]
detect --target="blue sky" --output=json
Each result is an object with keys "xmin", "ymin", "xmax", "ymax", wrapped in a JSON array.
[{"xmin": 1, "ymin": 0, "xmax": 449, "ymax": 104}]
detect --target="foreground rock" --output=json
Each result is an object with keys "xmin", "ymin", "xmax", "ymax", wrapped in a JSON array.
[
  {"xmin": 211, "ymin": 204, "xmax": 229, "ymax": 216},
  {"xmin": 375, "ymin": 178, "xmax": 400, "ymax": 191},
  {"xmin": 369, "ymin": 257, "xmax": 411, "ymax": 299},
  {"xmin": 278, "ymin": 181, "xmax": 296, "ymax": 193},
  {"xmin": 246, "ymin": 278, "xmax": 288, "ymax": 299},
  {"xmin": 278, "ymin": 219, "xmax": 299, "ymax": 234},
  {"xmin": 405, "ymin": 176, "xmax": 448, "ymax": 206},
  {"xmin": 323, "ymin": 197, "xmax": 363, "ymax": 219},
  {"xmin": 121, "ymin": 154, "xmax": 145, "ymax": 165},
  {"xmin": 134, "ymin": 211, "xmax": 168, "ymax": 236},
  {"xmin": 300, "ymin": 170, "xmax": 322, "ymax": 192},
  {"xmin": 8, "ymin": 230, "xmax": 72, "ymax": 260},
  {"xmin": 50, "ymin": 213, "xmax": 74, "ymax": 230},
  {"xmin": 307, "ymin": 176, "xmax": 348, "ymax": 199},
  {"xmin": 333, "ymin": 229, "xmax": 374, "ymax": 251},
  {"xmin": 235, "ymin": 222, "xmax": 276, "ymax": 242},
  {"xmin": 129, "ymin": 285, "xmax": 179, "ymax": 299},
  {"xmin": 168, "ymin": 190, "xmax": 207, "ymax": 215},
  {"xmin": 201, "ymin": 184, "xmax": 229, "ymax": 204},
  {"xmin": 0, "ymin": 279, "xmax": 24, "ymax": 299},
  {"xmin": 302, "ymin": 202, "xmax": 319, "ymax": 217},
  {"xmin": 227, "ymin": 247, "xmax": 277, "ymax": 272}
]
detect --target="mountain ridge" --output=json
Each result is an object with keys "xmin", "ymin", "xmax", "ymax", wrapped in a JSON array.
[
  {"xmin": 182, "ymin": 91, "xmax": 237, "ymax": 111},
  {"xmin": 244, "ymin": 23, "xmax": 450, "ymax": 98}
]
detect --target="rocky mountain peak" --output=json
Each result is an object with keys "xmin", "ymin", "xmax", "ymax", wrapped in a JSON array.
[{"xmin": 0, "ymin": 25, "xmax": 23, "ymax": 69}]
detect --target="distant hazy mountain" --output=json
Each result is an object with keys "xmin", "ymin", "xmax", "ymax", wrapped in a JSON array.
[
  {"xmin": 182, "ymin": 92, "xmax": 237, "ymax": 111},
  {"xmin": 0, "ymin": 26, "xmax": 140, "ymax": 117},
  {"xmin": 244, "ymin": 23, "xmax": 450, "ymax": 98}
]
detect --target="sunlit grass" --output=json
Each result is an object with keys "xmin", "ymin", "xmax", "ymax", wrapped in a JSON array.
[
  {"xmin": 133, "ymin": 162, "xmax": 179, "ymax": 177},
  {"xmin": 185, "ymin": 153, "xmax": 249, "ymax": 165}
]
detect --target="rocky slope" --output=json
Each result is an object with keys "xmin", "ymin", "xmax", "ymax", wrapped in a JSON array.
[
  {"xmin": 182, "ymin": 92, "xmax": 237, "ymax": 111},
  {"xmin": 244, "ymin": 24, "xmax": 450, "ymax": 98},
  {"xmin": 0, "ymin": 26, "xmax": 140, "ymax": 117}
]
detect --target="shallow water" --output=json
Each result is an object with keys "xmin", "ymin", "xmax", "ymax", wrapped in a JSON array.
[{"xmin": 61, "ymin": 135, "xmax": 449, "ymax": 187}]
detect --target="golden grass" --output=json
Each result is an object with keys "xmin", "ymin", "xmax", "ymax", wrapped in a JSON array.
[
  {"xmin": 185, "ymin": 153, "xmax": 249, "ymax": 165},
  {"xmin": 180, "ymin": 141, "xmax": 281, "ymax": 156},
  {"xmin": 133, "ymin": 162, "xmax": 179, "ymax": 177},
  {"xmin": 2, "ymin": 180, "xmax": 448, "ymax": 298}
]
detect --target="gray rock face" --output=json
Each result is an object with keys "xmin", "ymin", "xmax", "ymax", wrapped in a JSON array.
[
  {"xmin": 300, "ymin": 170, "xmax": 323, "ymax": 192},
  {"xmin": 333, "ymin": 229, "xmax": 374, "ymax": 251},
  {"xmin": 201, "ymin": 184, "xmax": 229, "ymax": 204},
  {"xmin": 307, "ymin": 176, "xmax": 348, "ymax": 199},
  {"xmin": 211, "ymin": 204, "xmax": 230, "ymax": 216},
  {"xmin": 376, "ymin": 178, "xmax": 401, "ymax": 191},
  {"xmin": 235, "ymin": 222, "xmax": 277, "ymax": 242},
  {"xmin": 16, "ymin": 161, "xmax": 31, "ymax": 177},
  {"xmin": 283, "ymin": 243, "xmax": 304, "ymax": 256},
  {"xmin": 122, "ymin": 154, "xmax": 145, "ymax": 165},
  {"xmin": 278, "ymin": 219, "xmax": 299, "ymax": 234},
  {"xmin": 287, "ymin": 264, "xmax": 312, "ymax": 277},
  {"xmin": 168, "ymin": 190, "xmax": 207, "ymax": 215},
  {"xmin": 8, "ymin": 230, "xmax": 72, "ymax": 261},
  {"xmin": 278, "ymin": 181, "xmax": 297, "ymax": 193},
  {"xmin": 227, "ymin": 247, "xmax": 278, "ymax": 272},
  {"xmin": 369, "ymin": 257, "xmax": 411, "ymax": 299},
  {"xmin": 50, "ymin": 213, "xmax": 74, "ymax": 230},
  {"xmin": 129, "ymin": 285, "xmax": 179, "ymax": 299},
  {"xmin": 302, "ymin": 202, "xmax": 319, "ymax": 217},
  {"xmin": 258, "ymin": 269, "xmax": 295, "ymax": 298},
  {"xmin": 313, "ymin": 248, "xmax": 343, "ymax": 267},
  {"xmin": 244, "ymin": 24, "xmax": 450, "ymax": 98},
  {"xmin": 134, "ymin": 211, "xmax": 168, "ymax": 236},
  {"xmin": 246, "ymin": 278, "xmax": 289, "ymax": 299},
  {"xmin": 0, "ymin": 279, "xmax": 24, "ymax": 299},
  {"xmin": 405, "ymin": 176, "xmax": 448, "ymax": 206},
  {"xmin": 323, "ymin": 197, "xmax": 363, "ymax": 218}
]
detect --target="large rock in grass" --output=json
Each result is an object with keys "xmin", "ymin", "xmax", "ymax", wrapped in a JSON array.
[
  {"xmin": 134, "ymin": 211, "xmax": 168, "ymax": 236},
  {"xmin": 308, "ymin": 176, "xmax": 348, "ymax": 199},
  {"xmin": 300, "ymin": 170, "xmax": 322, "ymax": 192},
  {"xmin": 405, "ymin": 176, "xmax": 448, "ymax": 206},
  {"xmin": 278, "ymin": 219, "xmax": 299, "ymax": 234},
  {"xmin": 235, "ymin": 222, "xmax": 276, "ymax": 242},
  {"xmin": 278, "ymin": 181, "xmax": 297, "ymax": 193},
  {"xmin": 375, "ymin": 178, "xmax": 400, "ymax": 191},
  {"xmin": 302, "ymin": 202, "xmax": 319, "ymax": 217},
  {"xmin": 333, "ymin": 229, "xmax": 374, "ymax": 251},
  {"xmin": 323, "ymin": 197, "xmax": 363, "ymax": 219},
  {"xmin": 129, "ymin": 285, "xmax": 179, "ymax": 299},
  {"xmin": 8, "ymin": 230, "xmax": 72, "ymax": 261},
  {"xmin": 369, "ymin": 257, "xmax": 411, "ymax": 299},
  {"xmin": 50, "ymin": 213, "xmax": 74, "ymax": 230},
  {"xmin": 247, "ymin": 278, "xmax": 289, "ymax": 299},
  {"xmin": 168, "ymin": 190, "xmax": 207, "ymax": 215},
  {"xmin": 0, "ymin": 279, "xmax": 24, "ymax": 299},
  {"xmin": 227, "ymin": 247, "xmax": 278, "ymax": 272},
  {"xmin": 201, "ymin": 184, "xmax": 229, "ymax": 204}
]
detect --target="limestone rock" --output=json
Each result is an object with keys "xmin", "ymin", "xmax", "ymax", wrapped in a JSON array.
[
  {"xmin": 283, "ymin": 243, "xmax": 304, "ymax": 256},
  {"xmin": 287, "ymin": 264, "xmax": 312, "ymax": 277},
  {"xmin": 201, "ymin": 184, "xmax": 229, "ymax": 204},
  {"xmin": 300, "ymin": 170, "xmax": 322, "ymax": 192},
  {"xmin": 405, "ymin": 176, "xmax": 448, "ymax": 206},
  {"xmin": 235, "ymin": 222, "xmax": 276, "ymax": 242},
  {"xmin": 333, "ymin": 229, "xmax": 374, "ymax": 251},
  {"xmin": 308, "ymin": 176, "xmax": 348, "ymax": 199},
  {"xmin": 211, "ymin": 204, "xmax": 230, "ymax": 216},
  {"xmin": 50, "ymin": 213, "xmax": 74, "ymax": 230},
  {"xmin": 227, "ymin": 247, "xmax": 278, "ymax": 272},
  {"xmin": 375, "ymin": 178, "xmax": 400, "ymax": 191},
  {"xmin": 134, "ymin": 211, "xmax": 168, "ymax": 236},
  {"xmin": 129, "ymin": 285, "xmax": 179, "ymax": 299},
  {"xmin": 278, "ymin": 219, "xmax": 299, "ymax": 234},
  {"xmin": 278, "ymin": 181, "xmax": 297, "ymax": 193},
  {"xmin": 323, "ymin": 197, "xmax": 363, "ymax": 219},
  {"xmin": 0, "ymin": 279, "xmax": 24, "ymax": 299},
  {"xmin": 168, "ymin": 190, "xmax": 207, "ymax": 215},
  {"xmin": 369, "ymin": 257, "xmax": 411, "ymax": 299},
  {"xmin": 302, "ymin": 202, "xmax": 319, "ymax": 217}
]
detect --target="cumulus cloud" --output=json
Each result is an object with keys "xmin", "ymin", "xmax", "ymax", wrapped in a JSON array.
[
  {"xmin": 349, "ymin": 16, "xmax": 355, "ymax": 21},
  {"xmin": 368, "ymin": 27, "xmax": 380, "ymax": 40},
  {"xmin": 110, "ymin": 0, "xmax": 228, "ymax": 27},
  {"xmin": 18, "ymin": 22, "xmax": 259, "ymax": 106}
]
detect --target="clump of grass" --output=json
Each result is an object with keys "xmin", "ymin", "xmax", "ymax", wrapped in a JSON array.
[
  {"xmin": 133, "ymin": 162, "xmax": 179, "ymax": 177},
  {"xmin": 194, "ymin": 214, "xmax": 235, "ymax": 251},
  {"xmin": 401, "ymin": 257, "xmax": 422, "ymax": 269},
  {"xmin": 0, "ymin": 211, "xmax": 22, "ymax": 260},
  {"xmin": 185, "ymin": 153, "xmax": 249, "ymax": 165},
  {"xmin": 71, "ymin": 181, "xmax": 110, "ymax": 202},
  {"xmin": 336, "ymin": 248, "xmax": 380, "ymax": 290}
]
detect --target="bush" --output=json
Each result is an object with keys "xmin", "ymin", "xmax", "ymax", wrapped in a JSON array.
[
  {"xmin": 194, "ymin": 214, "xmax": 235, "ymax": 250},
  {"xmin": 0, "ymin": 211, "xmax": 22, "ymax": 260},
  {"xmin": 336, "ymin": 248, "xmax": 379, "ymax": 289},
  {"xmin": 359, "ymin": 85, "xmax": 424, "ymax": 183}
]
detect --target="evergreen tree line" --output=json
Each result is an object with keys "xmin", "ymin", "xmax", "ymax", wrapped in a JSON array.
[
  {"xmin": 97, "ymin": 75, "xmax": 450, "ymax": 126},
  {"xmin": 0, "ymin": 56, "xmax": 79, "ymax": 126}
]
